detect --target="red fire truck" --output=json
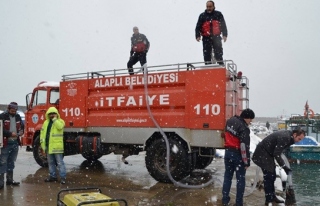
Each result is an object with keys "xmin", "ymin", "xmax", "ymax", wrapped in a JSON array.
[{"xmin": 22, "ymin": 61, "xmax": 249, "ymax": 183}]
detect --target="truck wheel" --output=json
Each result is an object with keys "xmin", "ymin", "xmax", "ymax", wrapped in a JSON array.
[
  {"xmin": 33, "ymin": 136, "xmax": 48, "ymax": 167},
  {"xmin": 81, "ymin": 153, "xmax": 102, "ymax": 162},
  {"xmin": 145, "ymin": 138, "xmax": 191, "ymax": 183},
  {"xmin": 195, "ymin": 148, "xmax": 215, "ymax": 169}
]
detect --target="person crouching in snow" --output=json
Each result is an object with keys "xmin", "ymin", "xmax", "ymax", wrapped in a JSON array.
[{"xmin": 252, "ymin": 129, "xmax": 305, "ymax": 205}]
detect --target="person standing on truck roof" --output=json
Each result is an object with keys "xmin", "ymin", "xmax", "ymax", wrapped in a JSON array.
[
  {"xmin": 0, "ymin": 102, "xmax": 24, "ymax": 189},
  {"xmin": 127, "ymin": 26, "xmax": 150, "ymax": 75},
  {"xmin": 252, "ymin": 129, "xmax": 305, "ymax": 205},
  {"xmin": 195, "ymin": 1, "xmax": 227, "ymax": 65},
  {"xmin": 222, "ymin": 108, "xmax": 255, "ymax": 206},
  {"xmin": 40, "ymin": 107, "xmax": 67, "ymax": 184}
]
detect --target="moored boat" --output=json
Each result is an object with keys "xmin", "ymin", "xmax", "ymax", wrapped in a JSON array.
[{"xmin": 285, "ymin": 102, "xmax": 320, "ymax": 162}]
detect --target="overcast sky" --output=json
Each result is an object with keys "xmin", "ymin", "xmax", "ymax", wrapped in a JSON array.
[{"xmin": 1, "ymin": 0, "xmax": 319, "ymax": 117}]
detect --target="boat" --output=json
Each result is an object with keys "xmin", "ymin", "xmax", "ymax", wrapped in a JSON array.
[{"xmin": 285, "ymin": 102, "xmax": 320, "ymax": 162}]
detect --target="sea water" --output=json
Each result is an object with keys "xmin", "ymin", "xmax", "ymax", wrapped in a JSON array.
[{"xmin": 291, "ymin": 163, "xmax": 320, "ymax": 205}]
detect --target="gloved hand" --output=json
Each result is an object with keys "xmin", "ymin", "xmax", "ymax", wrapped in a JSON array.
[{"xmin": 282, "ymin": 165, "xmax": 292, "ymax": 175}]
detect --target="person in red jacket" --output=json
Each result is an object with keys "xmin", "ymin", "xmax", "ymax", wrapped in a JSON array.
[
  {"xmin": 222, "ymin": 108, "xmax": 255, "ymax": 206},
  {"xmin": 195, "ymin": 1, "xmax": 227, "ymax": 65},
  {"xmin": 0, "ymin": 102, "xmax": 24, "ymax": 189}
]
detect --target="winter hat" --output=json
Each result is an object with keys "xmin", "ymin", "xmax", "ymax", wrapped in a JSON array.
[
  {"xmin": 8, "ymin": 102, "xmax": 18, "ymax": 110},
  {"xmin": 240, "ymin": 108, "xmax": 255, "ymax": 119}
]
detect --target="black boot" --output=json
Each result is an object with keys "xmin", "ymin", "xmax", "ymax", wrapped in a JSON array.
[
  {"xmin": 6, "ymin": 181, "xmax": 20, "ymax": 186},
  {"xmin": 44, "ymin": 176, "xmax": 58, "ymax": 182},
  {"xmin": 128, "ymin": 68, "xmax": 134, "ymax": 75},
  {"xmin": 6, "ymin": 171, "xmax": 20, "ymax": 186}
]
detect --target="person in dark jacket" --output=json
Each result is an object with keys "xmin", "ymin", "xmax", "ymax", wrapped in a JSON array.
[
  {"xmin": 0, "ymin": 102, "xmax": 24, "ymax": 189},
  {"xmin": 195, "ymin": 1, "xmax": 227, "ymax": 65},
  {"xmin": 127, "ymin": 26, "xmax": 150, "ymax": 75},
  {"xmin": 252, "ymin": 129, "xmax": 305, "ymax": 205},
  {"xmin": 266, "ymin": 121, "xmax": 270, "ymax": 129},
  {"xmin": 222, "ymin": 108, "xmax": 255, "ymax": 206}
]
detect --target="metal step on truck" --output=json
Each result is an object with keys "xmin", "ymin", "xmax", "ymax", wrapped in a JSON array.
[{"xmin": 21, "ymin": 61, "xmax": 249, "ymax": 183}]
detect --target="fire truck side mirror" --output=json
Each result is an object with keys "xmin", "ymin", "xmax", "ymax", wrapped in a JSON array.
[{"xmin": 55, "ymin": 99, "xmax": 60, "ymax": 110}]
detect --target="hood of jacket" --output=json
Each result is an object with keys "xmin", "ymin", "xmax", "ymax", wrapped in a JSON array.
[{"xmin": 45, "ymin": 107, "xmax": 60, "ymax": 120}]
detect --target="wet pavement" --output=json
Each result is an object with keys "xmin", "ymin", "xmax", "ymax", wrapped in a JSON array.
[{"xmin": 0, "ymin": 148, "xmax": 269, "ymax": 206}]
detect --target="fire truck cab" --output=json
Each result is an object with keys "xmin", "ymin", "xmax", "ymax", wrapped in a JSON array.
[{"xmin": 22, "ymin": 61, "xmax": 249, "ymax": 183}]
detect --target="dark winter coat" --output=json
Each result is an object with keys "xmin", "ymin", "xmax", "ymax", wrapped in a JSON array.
[
  {"xmin": 130, "ymin": 33, "xmax": 150, "ymax": 55},
  {"xmin": 0, "ymin": 110, "xmax": 24, "ymax": 147},
  {"xmin": 252, "ymin": 130, "xmax": 294, "ymax": 172},
  {"xmin": 195, "ymin": 10, "xmax": 228, "ymax": 39},
  {"xmin": 224, "ymin": 115, "xmax": 251, "ymax": 167}
]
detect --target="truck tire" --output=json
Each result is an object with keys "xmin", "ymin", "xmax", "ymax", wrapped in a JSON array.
[
  {"xmin": 77, "ymin": 136, "xmax": 103, "ymax": 162},
  {"xmin": 145, "ymin": 138, "xmax": 191, "ymax": 183},
  {"xmin": 81, "ymin": 153, "xmax": 102, "ymax": 162},
  {"xmin": 195, "ymin": 148, "xmax": 215, "ymax": 169},
  {"xmin": 33, "ymin": 135, "xmax": 48, "ymax": 167}
]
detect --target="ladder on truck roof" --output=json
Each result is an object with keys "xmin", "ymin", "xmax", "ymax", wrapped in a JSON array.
[
  {"xmin": 217, "ymin": 61, "xmax": 250, "ymax": 116},
  {"xmin": 239, "ymin": 75, "xmax": 250, "ymax": 112}
]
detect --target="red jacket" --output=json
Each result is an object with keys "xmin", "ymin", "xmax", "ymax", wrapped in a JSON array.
[
  {"xmin": 195, "ymin": 10, "xmax": 228, "ymax": 38},
  {"xmin": 224, "ymin": 115, "xmax": 251, "ymax": 166}
]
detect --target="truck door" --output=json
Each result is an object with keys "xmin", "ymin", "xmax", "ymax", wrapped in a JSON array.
[
  {"xmin": 27, "ymin": 89, "xmax": 48, "ymax": 134},
  {"xmin": 25, "ymin": 88, "xmax": 59, "ymax": 141}
]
